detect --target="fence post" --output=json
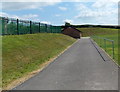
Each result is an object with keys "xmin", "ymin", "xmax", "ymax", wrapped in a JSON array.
[
  {"xmin": 51, "ymin": 25, "xmax": 52, "ymax": 33},
  {"xmin": 112, "ymin": 41, "xmax": 114, "ymax": 59},
  {"xmin": 45, "ymin": 24, "xmax": 47, "ymax": 33},
  {"xmin": 17, "ymin": 19, "xmax": 19, "ymax": 35},
  {"xmin": 30, "ymin": 21, "xmax": 32, "ymax": 34},
  {"xmin": 2, "ymin": 17, "xmax": 4, "ymax": 35},
  {"xmin": 99, "ymin": 37, "xmax": 101, "ymax": 47},
  {"xmin": 104, "ymin": 39, "xmax": 106, "ymax": 51},
  {"xmin": 56, "ymin": 26, "xmax": 57, "ymax": 33},
  {"xmin": 55, "ymin": 26, "xmax": 56, "ymax": 33},
  {"xmin": 55, "ymin": 26, "xmax": 57, "ymax": 33},
  {"xmin": 60, "ymin": 26, "xmax": 61, "ymax": 33},
  {"xmin": 39, "ymin": 22, "xmax": 40, "ymax": 33}
]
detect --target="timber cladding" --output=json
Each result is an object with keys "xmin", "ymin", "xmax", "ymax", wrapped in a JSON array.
[{"xmin": 62, "ymin": 27, "xmax": 82, "ymax": 39}]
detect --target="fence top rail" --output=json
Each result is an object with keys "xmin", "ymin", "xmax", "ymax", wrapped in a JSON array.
[
  {"xmin": 92, "ymin": 36, "xmax": 114, "ymax": 42},
  {"xmin": 1, "ymin": 17, "xmax": 59, "ymax": 27},
  {"xmin": 2, "ymin": 17, "xmax": 17, "ymax": 21},
  {"xmin": 104, "ymin": 38, "xmax": 114, "ymax": 42},
  {"xmin": 19, "ymin": 20, "xmax": 30, "ymax": 23}
]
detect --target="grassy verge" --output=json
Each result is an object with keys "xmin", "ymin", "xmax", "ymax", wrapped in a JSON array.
[
  {"xmin": 77, "ymin": 27, "xmax": 118, "ymax": 37},
  {"xmin": 93, "ymin": 34, "xmax": 118, "ymax": 64},
  {"xmin": 78, "ymin": 27, "xmax": 119, "ymax": 65},
  {"xmin": 2, "ymin": 33, "xmax": 76, "ymax": 88}
]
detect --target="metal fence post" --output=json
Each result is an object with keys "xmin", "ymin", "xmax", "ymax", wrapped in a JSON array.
[
  {"xmin": 17, "ymin": 19, "xmax": 19, "ymax": 35},
  {"xmin": 30, "ymin": 21, "xmax": 32, "ymax": 34},
  {"xmin": 99, "ymin": 37, "xmax": 101, "ymax": 47},
  {"xmin": 56, "ymin": 26, "xmax": 57, "ymax": 33},
  {"xmin": 112, "ymin": 41, "xmax": 114, "ymax": 59},
  {"xmin": 51, "ymin": 25, "xmax": 52, "ymax": 33},
  {"xmin": 104, "ymin": 39, "xmax": 106, "ymax": 51},
  {"xmin": 55, "ymin": 26, "xmax": 57, "ymax": 33},
  {"xmin": 2, "ymin": 17, "xmax": 4, "ymax": 35},
  {"xmin": 45, "ymin": 24, "xmax": 47, "ymax": 33},
  {"xmin": 39, "ymin": 22, "xmax": 40, "ymax": 33}
]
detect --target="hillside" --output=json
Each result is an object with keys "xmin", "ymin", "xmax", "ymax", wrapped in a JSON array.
[
  {"xmin": 77, "ymin": 27, "xmax": 118, "ymax": 37},
  {"xmin": 2, "ymin": 33, "xmax": 76, "ymax": 88}
]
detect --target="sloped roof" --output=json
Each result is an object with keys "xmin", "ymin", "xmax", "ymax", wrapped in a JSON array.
[{"xmin": 62, "ymin": 26, "xmax": 82, "ymax": 32}]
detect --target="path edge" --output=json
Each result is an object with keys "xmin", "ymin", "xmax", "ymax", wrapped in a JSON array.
[
  {"xmin": 90, "ymin": 37, "xmax": 120, "ymax": 67},
  {"xmin": 5, "ymin": 39, "xmax": 79, "ymax": 90}
]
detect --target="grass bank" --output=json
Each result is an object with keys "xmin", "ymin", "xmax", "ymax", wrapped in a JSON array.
[
  {"xmin": 77, "ymin": 27, "xmax": 118, "ymax": 37},
  {"xmin": 92, "ymin": 34, "xmax": 118, "ymax": 64},
  {"xmin": 2, "ymin": 33, "xmax": 76, "ymax": 88},
  {"xmin": 78, "ymin": 27, "xmax": 119, "ymax": 65}
]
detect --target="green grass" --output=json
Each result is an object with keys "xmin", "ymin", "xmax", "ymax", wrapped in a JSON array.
[
  {"xmin": 77, "ymin": 27, "xmax": 118, "ymax": 37},
  {"xmin": 0, "ymin": 36, "xmax": 2, "ymax": 90},
  {"xmin": 78, "ymin": 27, "xmax": 119, "ymax": 65},
  {"xmin": 93, "ymin": 34, "xmax": 118, "ymax": 63},
  {"xmin": 2, "ymin": 33, "xmax": 76, "ymax": 88}
]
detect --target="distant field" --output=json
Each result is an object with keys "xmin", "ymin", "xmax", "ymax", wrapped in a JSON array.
[
  {"xmin": 78, "ymin": 27, "xmax": 119, "ymax": 65},
  {"xmin": 77, "ymin": 27, "xmax": 118, "ymax": 37},
  {"xmin": 2, "ymin": 33, "xmax": 76, "ymax": 88}
]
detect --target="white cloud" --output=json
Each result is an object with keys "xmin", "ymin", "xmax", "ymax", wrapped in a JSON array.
[
  {"xmin": 92, "ymin": 0, "xmax": 117, "ymax": 9},
  {"xmin": 0, "ymin": 12, "xmax": 40, "ymax": 21},
  {"xmin": 3, "ymin": 0, "xmax": 119, "ymax": 2},
  {"xmin": 0, "ymin": 12, "xmax": 19, "ymax": 18},
  {"xmin": 74, "ymin": 1, "xmax": 118, "ymax": 25},
  {"xmin": 2, "ymin": 0, "xmax": 62, "ymax": 2},
  {"xmin": 2, "ymin": 2, "xmax": 61, "ymax": 11},
  {"xmin": 41, "ymin": 21, "xmax": 51, "ymax": 24},
  {"xmin": 22, "ymin": 14, "xmax": 39, "ymax": 19},
  {"xmin": 75, "ymin": 10, "xmax": 117, "ymax": 18},
  {"xmin": 0, "ymin": 12, "xmax": 52, "ymax": 24},
  {"xmin": 76, "ymin": 3, "xmax": 88, "ymax": 11},
  {"xmin": 58, "ymin": 6, "xmax": 67, "ymax": 11},
  {"xmin": 69, "ymin": 0, "xmax": 119, "ymax": 2},
  {"xmin": 63, "ymin": 19, "xmax": 73, "ymax": 23}
]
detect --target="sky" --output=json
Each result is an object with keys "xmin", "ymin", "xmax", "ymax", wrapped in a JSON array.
[{"xmin": 0, "ymin": 0, "xmax": 119, "ymax": 26}]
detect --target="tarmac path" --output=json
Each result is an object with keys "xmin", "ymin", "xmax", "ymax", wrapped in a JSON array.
[{"xmin": 13, "ymin": 37, "xmax": 118, "ymax": 90}]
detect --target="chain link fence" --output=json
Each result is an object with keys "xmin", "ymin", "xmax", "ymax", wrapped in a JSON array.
[{"xmin": 0, "ymin": 17, "xmax": 62, "ymax": 35}]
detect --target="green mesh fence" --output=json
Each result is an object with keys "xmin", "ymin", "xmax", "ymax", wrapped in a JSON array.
[
  {"xmin": 19, "ymin": 20, "xmax": 30, "ymax": 34},
  {"xmin": 40, "ymin": 23, "xmax": 47, "ymax": 33},
  {"xmin": 0, "ymin": 17, "xmax": 2, "ymax": 35},
  {"xmin": 0, "ymin": 17, "xmax": 62, "ymax": 35}
]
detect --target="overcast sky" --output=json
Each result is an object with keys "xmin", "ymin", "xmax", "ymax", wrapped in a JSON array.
[{"xmin": 0, "ymin": 0, "xmax": 119, "ymax": 25}]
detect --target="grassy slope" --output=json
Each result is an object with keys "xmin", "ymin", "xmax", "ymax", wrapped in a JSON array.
[
  {"xmin": 78, "ymin": 27, "xmax": 119, "ymax": 65},
  {"xmin": 2, "ymin": 33, "xmax": 76, "ymax": 87},
  {"xmin": 77, "ymin": 27, "xmax": 118, "ymax": 37}
]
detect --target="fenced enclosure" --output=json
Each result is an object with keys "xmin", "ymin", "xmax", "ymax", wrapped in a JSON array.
[
  {"xmin": 92, "ymin": 36, "xmax": 116, "ymax": 60},
  {"xmin": 0, "ymin": 17, "xmax": 62, "ymax": 35}
]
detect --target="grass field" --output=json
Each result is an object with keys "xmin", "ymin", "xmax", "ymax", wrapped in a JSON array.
[
  {"xmin": 78, "ymin": 27, "xmax": 119, "ymax": 65},
  {"xmin": 77, "ymin": 27, "xmax": 118, "ymax": 37},
  {"xmin": 2, "ymin": 33, "xmax": 76, "ymax": 88}
]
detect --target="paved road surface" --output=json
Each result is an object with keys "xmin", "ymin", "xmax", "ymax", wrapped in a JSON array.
[{"xmin": 13, "ymin": 37, "xmax": 118, "ymax": 90}]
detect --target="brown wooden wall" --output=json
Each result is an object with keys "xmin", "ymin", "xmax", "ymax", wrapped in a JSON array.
[{"xmin": 62, "ymin": 27, "xmax": 81, "ymax": 39}]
